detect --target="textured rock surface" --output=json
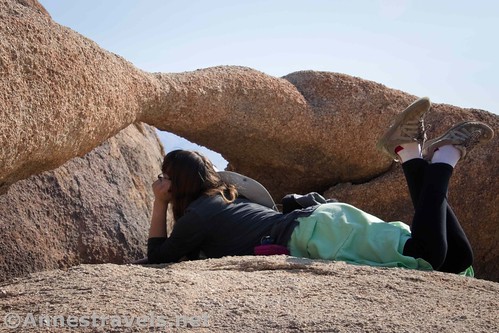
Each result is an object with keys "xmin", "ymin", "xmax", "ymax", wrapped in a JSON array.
[
  {"xmin": 0, "ymin": 0, "xmax": 161, "ymax": 193},
  {"xmin": 0, "ymin": 257, "xmax": 498, "ymax": 332},
  {"xmin": 0, "ymin": 123, "xmax": 164, "ymax": 282},
  {"xmin": 0, "ymin": 0, "xmax": 497, "ymax": 281},
  {"xmin": 0, "ymin": 0, "xmax": 415, "ymax": 196},
  {"xmin": 2, "ymin": 0, "xmax": 495, "ymax": 201},
  {"xmin": 152, "ymin": 69, "xmax": 413, "ymax": 199}
]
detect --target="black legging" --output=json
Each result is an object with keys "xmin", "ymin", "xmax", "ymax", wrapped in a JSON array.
[{"xmin": 401, "ymin": 159, "xmax": 473, "ymax": 273}]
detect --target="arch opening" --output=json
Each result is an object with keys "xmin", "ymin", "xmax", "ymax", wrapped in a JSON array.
[{"xmin": 155, "ymin": 130, "xmax": 229, "ymax": 171}]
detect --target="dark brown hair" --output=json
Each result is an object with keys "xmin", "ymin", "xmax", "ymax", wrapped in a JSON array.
[{"xmin": 162, "ymin": 150, "xmax": 238, "ymax": 220}]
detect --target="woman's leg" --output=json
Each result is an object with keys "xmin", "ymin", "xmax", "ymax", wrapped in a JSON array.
[
  {"xmin": 377, "ymin": 98, "xmax": 493, "ymax": 272},
  {"xmin": 401, "ymin": 158, "xmax": 427, "ymax": 208},
  {"xmin": 402, "ymin": 121, "xmax": 494, "ymax": 271},
  {"xmin": 402, "ymin": 162, "xmax": 452, "ymax": 269},
  {"xmin": 402, "ymin": 159, "xmax": 473, "ymax": 273},
  {"xmin": 376, "ymin": 97, "xmax": 449, "ymax": 268},
  {"xmin": 403, "ymin": 163, "xmax": 473, "ymax": 273},
  {"xmin": 437, "ymin": 206, "xmax": 473, "ymax": 273}
]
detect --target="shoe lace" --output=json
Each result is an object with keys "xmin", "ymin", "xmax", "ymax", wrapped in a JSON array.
[
  {"xmin": 463, "ymin": 130, "xmax": 483, "ymax": 149},
  {"xmin": 449, "ymin": 127, "xmax": 483, "ymax": 148},
  {"xmin": 400, "ymin": 119, "xmax": 425, "ymax": 141}
]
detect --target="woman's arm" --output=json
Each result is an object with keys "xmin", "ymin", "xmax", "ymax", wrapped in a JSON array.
[
  {"xmin": 148, "ymin": 177, "xmax": 172, "ymax": 238},
  {"xmin": 148, "ymin": 209, "xmax": 207, "ymax": 263},
  {"xmin": 149, "ymin": 199, "xmax": 168, "ymax": 238},
  {"xmin": 147, "ymin": 178, "xmax": 209, "ymax": 263}
]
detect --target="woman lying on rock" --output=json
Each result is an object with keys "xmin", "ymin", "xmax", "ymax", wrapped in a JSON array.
[{"xmin": 147, "ymin": 97, "xmax": 493, "ymax": 275}]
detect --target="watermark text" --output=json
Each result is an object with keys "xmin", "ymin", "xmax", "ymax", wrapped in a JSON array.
[{"xmin": 3, "ymin": 312, "xmax": 209, "ymax": 329}]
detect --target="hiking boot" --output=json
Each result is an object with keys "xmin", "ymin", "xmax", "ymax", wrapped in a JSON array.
[
  {"xmin": 377, "ymin": 97, "xmax": 431, "ymax": 162},
  {"xmin": 422, "ymin": 121, "xmax": 494, "ymax": 160}
]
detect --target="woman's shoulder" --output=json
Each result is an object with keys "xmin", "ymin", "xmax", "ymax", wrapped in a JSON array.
[
  {"xmin": 186, "ymin": 194, "xmax": 273, "ymax": 217},
  {"xmin": 189, "ymin": 194, "xmax": 223, "ymax": 208},
  {"xmin": 186, "ymin": 194, "xmax": 226, "ymax": 213}
]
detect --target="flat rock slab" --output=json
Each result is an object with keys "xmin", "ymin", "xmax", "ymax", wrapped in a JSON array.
[{"xmin": 1, "ymin": 256, "xmax": 497, "ymax": 332}]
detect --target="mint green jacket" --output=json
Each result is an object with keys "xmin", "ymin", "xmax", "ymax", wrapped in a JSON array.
[{"xmin": 289, "ymin": 203, "xmax": 434, "ymax": 270}]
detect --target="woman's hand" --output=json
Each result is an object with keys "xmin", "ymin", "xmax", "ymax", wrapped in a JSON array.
[
  {"xmin": 152, "ymin": 177, "xmax": 172, "ymax": 204},
  {"xmin": 149, "ymin": 176, "xmax": 172, "ymax": 238}
]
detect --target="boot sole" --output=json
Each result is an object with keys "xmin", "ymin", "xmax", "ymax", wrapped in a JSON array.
[{"xmin": 422, "ymin": 121, "xmax": 494, "ymax": 160}]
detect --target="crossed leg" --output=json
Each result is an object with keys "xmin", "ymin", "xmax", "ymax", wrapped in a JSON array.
[{"xmin": 401, "ymin": 158, "xmax": 473, "ymax": 273}]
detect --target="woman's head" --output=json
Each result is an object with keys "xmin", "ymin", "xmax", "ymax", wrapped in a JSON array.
[{"xmin": 162, "ymin": 150, "xmax": 237, "ymax": 220}]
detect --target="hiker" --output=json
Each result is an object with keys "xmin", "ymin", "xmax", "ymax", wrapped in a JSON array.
[{"xmin": 147, "ymin": 97, "xmax": 493, "ymax": 274}]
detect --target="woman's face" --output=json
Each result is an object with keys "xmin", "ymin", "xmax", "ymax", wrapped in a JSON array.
[
  {"xmin": 162, "ymin": 150, "xmax": 211, "ymax": 198},
  {"xmin": 153, "ymin": 172, "xmax": 172, "ymax": 202}
]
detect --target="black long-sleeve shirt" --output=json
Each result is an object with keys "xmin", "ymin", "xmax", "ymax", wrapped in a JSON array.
[{"xmin": 147, "ymin": 194, "xmax": 316, "ymax": 264}]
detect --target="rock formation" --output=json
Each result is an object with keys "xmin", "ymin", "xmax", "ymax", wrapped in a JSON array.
[
  {"xmin": 0, "ymin": 123, "xmax": 164, "ymax": 282},
  {"xmin": 0, "ymin": 0, "xmax": 497, "ymax": 281},
  {"xmin": 0, "ymin": 0, "xmax": 411, "ymax": 195},
  {"xmin": 0, "ymin": 257, "xmax": 498, "ymax": 332},
  {"xmin": 324, "ymin": 106, "xmax": 498, "ymax": 281},
  {"xmin": 0, "ymin": 0, "xmax": 162, "ymax": 194}
]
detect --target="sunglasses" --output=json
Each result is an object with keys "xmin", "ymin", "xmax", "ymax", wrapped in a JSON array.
[{"xmin": 157, "ymin": 173, "xmax": 170, "ymax": 180}]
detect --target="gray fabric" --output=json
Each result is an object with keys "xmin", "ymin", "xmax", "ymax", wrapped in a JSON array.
[
  {"xmin": 148, "ymin": 194, "xmax": 315, "ymax": 263},
  {"xmin": 282, "ymin": 192, "xmax": 337, "ymax": 214}
]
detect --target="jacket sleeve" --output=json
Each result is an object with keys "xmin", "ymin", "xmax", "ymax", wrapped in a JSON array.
[{"xmin": 147, "ymin": 209, "xmax": 207, "ymax": 264}]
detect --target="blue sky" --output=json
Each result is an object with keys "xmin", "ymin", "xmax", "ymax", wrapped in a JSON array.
[{"xmin": 38, "ymin": 0, "xmax": 498, "ymax": 169}]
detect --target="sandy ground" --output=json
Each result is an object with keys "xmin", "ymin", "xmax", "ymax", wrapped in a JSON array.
[{"xmin": 0, "ymin": 256, "xmax": 498, "ymax": 332}]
